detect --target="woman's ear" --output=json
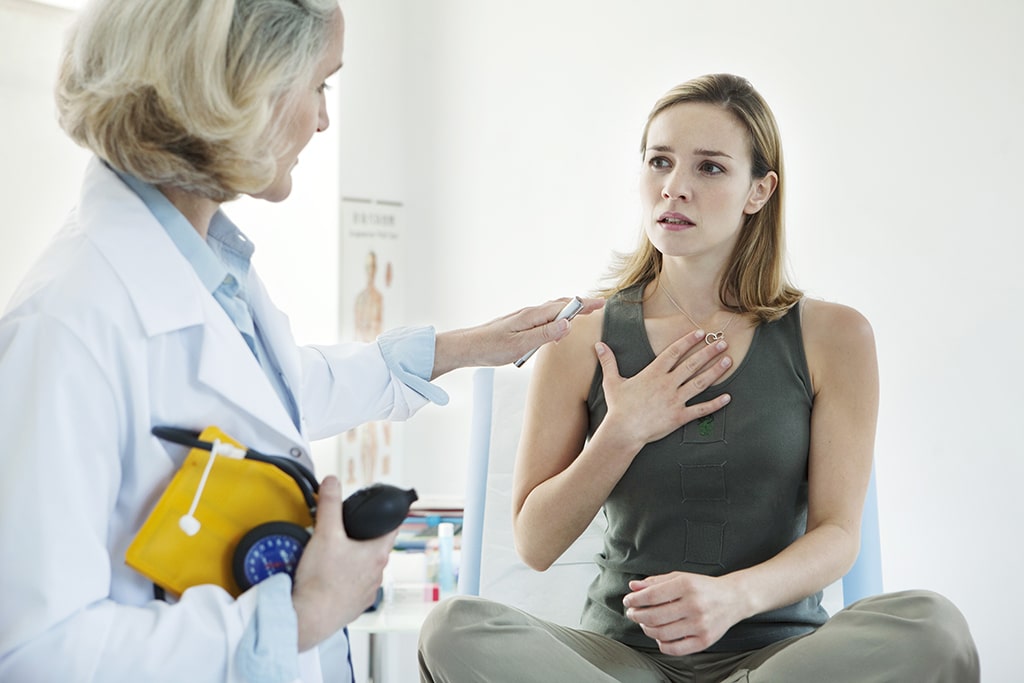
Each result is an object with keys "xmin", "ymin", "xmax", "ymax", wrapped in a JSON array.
[{"xmin": 744, "ymin": 170, "xmax": 778, "ymax": 215}]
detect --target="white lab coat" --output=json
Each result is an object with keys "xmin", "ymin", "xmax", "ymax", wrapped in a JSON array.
[{"xmin": 0, "ymin": 159, "xmax": 431, "ymax": 682}]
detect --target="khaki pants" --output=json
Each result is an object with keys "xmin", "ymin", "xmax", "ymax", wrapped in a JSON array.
[{"xmin": 418, "ymin": 590, "xmax": 979, "ymax": 682}]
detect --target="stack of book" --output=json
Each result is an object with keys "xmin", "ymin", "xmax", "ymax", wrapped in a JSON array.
[{"xmin": 395, "ymin": 505, "xmax": 463, "ymax": 551}]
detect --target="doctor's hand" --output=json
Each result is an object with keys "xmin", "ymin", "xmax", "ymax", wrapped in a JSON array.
[
  {"xmin": 292, "ymin": 476, "xmax": 396, "ymax": 652},
  {"xmin": 431, "ymin": 296, "xmax": 605, "ymax": 379},
  {"xmin": 623, "ymin": 572, "xmax": 745, "ymax": 656}
]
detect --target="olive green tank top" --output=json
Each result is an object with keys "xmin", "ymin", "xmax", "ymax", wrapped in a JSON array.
[{"xmin": 581, "ymin": 284, "xmax": 827, "ymax": 652}]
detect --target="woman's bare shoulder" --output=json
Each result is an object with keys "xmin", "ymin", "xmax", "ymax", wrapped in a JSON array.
[
  {"xmin": 532, "ymin": 302, "xmax": 606, "ymax": 396},
  {"xmin": 799, "ymin": 298, "xmax": 877, "ymax": 393},
  {"xmin": 800, "ymin": 297, "xmax": 874, "ymax": 345}
]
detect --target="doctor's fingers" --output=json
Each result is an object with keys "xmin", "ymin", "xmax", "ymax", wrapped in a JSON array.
[
  {"xmin": 332, "ymin": 533, "xmax": 396, "ymax": 609},
  {"xmin": 330, "ymin": 529, "xmax": 397, "ymax": 581},
  {"xmin": 500, "ymin": 297, "xmax": 604, "ymax": 355},
  {"xmin": 358, "ymin": 529, "xmax": 399, "ymax": 570},
  {"xmin": 508, "ymin": 297, "xmax": 603, "ymax": 333},
  {"xmin": 315, "ymin": 475, "xmax": 344, "ymax": 536}
]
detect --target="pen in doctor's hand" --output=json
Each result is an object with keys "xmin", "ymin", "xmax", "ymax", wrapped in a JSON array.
[{"xmin": 514, "ymin": 296, "xmax": 585, "ymax": 367}]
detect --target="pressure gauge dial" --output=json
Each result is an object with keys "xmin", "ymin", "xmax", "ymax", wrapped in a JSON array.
[{"xmin": 233, "ymin": 521, "xmax": 311, "ymax": 591}]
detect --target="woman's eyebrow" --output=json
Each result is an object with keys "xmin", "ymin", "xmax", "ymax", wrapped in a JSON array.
[
  {"xmin": 694, "ymin": 148, "xmax": 734, "ymax": 159},
  {"xmin": 646, "ymin": 144, "xmax": 734, "ymax": 159}
]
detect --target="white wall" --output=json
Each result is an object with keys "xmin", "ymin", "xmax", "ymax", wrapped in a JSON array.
[
  {"xmin": 0, "ymin": 0, "xmax": 89, "ymax": 297},
  {"xmin": 3, "ymin": 0, "xmax": 1022, "ymax": 680}
]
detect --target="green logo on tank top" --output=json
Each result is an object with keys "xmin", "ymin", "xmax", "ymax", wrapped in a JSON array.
[{"xmin": 682, "ymin": 407, "xmax": 726, "ymax": 444}]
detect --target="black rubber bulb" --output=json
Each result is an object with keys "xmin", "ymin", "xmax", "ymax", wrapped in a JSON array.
[{"xmin": 342, "ymin": 483, "xmax": 419, "ymax": 540}]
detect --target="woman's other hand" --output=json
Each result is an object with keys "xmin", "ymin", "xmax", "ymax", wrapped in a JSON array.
[{"xmin": 623, "ymin": 572, "xmax": 747, "ymax": 656}]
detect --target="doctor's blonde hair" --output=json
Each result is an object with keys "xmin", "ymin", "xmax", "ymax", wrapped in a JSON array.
[{"xmin": 56, "ymin": 0, "xmax": 339, "ymax": 202}]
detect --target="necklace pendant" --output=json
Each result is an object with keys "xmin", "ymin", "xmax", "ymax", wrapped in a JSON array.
[{"xmin": 705, "ymin": 331, "xmax": 724, "ymax": 345}]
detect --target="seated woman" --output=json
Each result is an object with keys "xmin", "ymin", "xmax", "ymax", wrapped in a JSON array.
[{"xmin": 418, "ymin": 73, "xmax": 979, "ymax": 682}]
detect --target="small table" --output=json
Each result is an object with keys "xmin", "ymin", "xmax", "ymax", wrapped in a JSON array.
[{"xmin": 350, "ymin": 598, "xmax": 439, "ymax": 682}]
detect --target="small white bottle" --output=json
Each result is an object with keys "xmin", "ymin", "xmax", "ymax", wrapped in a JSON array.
[{"xmin": 437, "ymin": 522, "xmax": 456, "ymax": 597}]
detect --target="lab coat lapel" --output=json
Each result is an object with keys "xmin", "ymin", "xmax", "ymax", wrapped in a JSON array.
[
  {"xmin": 80, "ymin": 159, "xmax": 302, "ymax": 444},
  {"xmin": 194, "ymin": 305, "xmax": 302, "ymax": 442},
  {"xmin": 246, "ymin": 275, "xmax": 305, "ymax": 425}
]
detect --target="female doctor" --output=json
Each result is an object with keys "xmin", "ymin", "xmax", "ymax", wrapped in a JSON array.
[{"xmin": 0, "ymin": 1, "xmax": 599, "ymax": 681}]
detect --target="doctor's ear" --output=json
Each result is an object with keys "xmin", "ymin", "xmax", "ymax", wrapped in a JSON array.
[{"xmin": 744, "ymin": 171, "xmax": 778, "ymax": 215}]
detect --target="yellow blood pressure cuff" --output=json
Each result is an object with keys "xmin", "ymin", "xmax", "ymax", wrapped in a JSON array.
[{"xmin": 125, "ymin": 426, "xmax": 314, "ymax": 598}]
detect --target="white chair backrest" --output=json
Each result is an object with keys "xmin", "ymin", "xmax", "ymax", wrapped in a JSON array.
[{"xmin": 460, "ymin": 366, "xmax": 603, "ymax": 626}]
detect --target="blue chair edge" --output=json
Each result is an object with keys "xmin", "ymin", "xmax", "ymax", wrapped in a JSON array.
[
  {"xmin": 458, "ymin": 367, "xmax": 495, "ymax": 596},
  {"xmin": 841, "ymin": 466, "xmax": 883, "ymax": 605}
]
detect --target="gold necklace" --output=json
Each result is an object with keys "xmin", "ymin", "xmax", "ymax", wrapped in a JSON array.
[{"xmin": 660, "ymin": 282, "xmax": 736, "ymax": 345}]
